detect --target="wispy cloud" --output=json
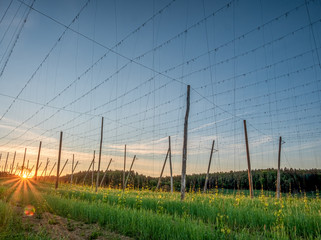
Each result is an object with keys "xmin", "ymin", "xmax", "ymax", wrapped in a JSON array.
[{"xmin": 190, "ymin": 117, "xmax": 233, "ymax": 133}]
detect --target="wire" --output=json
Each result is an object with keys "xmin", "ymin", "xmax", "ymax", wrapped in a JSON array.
[
  {"xmin": 0, "ymin": 0, "xmax": 92, "ymax": 121},
  {"xmin": 305, "ymin": 0, "xmax": 321, "ymax": 68},
  {"xmin": 0, "ymin": 0, "xmax": 34, "ymax": 79},
  {"xmin": 0, "ymin": 0, "xmax": 13, "ymax": 25}
]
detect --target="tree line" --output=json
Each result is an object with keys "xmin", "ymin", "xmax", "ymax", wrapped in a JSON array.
[{"xmin": 58, "ymin": 168, "xmax": 321, "ymax": 193}]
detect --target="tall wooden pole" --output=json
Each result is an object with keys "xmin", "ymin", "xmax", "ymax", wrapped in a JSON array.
[
  {"xmin": 169, "ymin": 136, "xmax": 173, "ymax": 193},
  {"xmin": 156, "ymin": 149, "xmax": 169, "ymax": 190},
  {"xmin": 55, "ymin": 131, "xmax": 63, "ymax": 189},
  {"xmin": 44, "ymin": 158, "xmax": 49, "ymax": 176},
  {"xmin": 37, "ymin": 162, "xmax": 42, "ymax": 173},
  {"xmin": 14, "ymin": 163, "xmax": 19, "ymax": 175},
  {"xmin": 70, "ymin": 160, "xmax": 79, "ymax": 184},
  {"xmin": 123, "ymin": 145, "xmax": 126, "ymax": 191},
  {"xmin": 59, "ymin": 159, "xmax": 68, "ymax": 176},
  {"xmin": 276, "ymin": 136, "xmax": 282, "ymax": 199},
  {"xmin": 10, "ymin": 151, "xmax": 16, "ymax": 174},
  {"xmin": 100, "ymin": 158, "xmax": 112, "ymax": 187},
  {"xmin": 124, "ymin": 155, "xmax": 136, "ymax": 190},
  {"xmin": 35, "ymin": 141, "xmax": 42, "ymax": 180},
  {"xmin": 74, "ymin": 161, "xmax": 79, "ymax": 172},
  {"xmin": 243, "ymin": 120, "xmax": 253, "ymax": 198},
  {"xmin": 48, "ymin": 162, "xmax": 56, "ymax": 177},
  {"xmin": 92, "ymin": 151, "xmax": 95, "ymax": 188},
  {"xmin": 204, "ymin": 140, "xmax": 215, "ymax": 193},
  {"xmin": 83, "ymin": 153, "xmax": 94, "ymax": 185},
  {"xmin": 21, "ymin": 148, "xmax": 27, "ymax": 177},
  {"xmin": 71, "ymin": 154, "xmax": 75, "ymax": 184},
  {"xmin": 27, "ymin": 165, "xmax": 34, "ymax": 178},
  {"xmin": 181, "ymin": 85, "xmax": 190, "ymax": 201},
  {"xmin": 41, "ymin": 159, "xmax": 50, "ymax": 177},
  {"xmin": 4, "ymin": 152, "xmax": 9, "ymax": 173},
  {"xmin": 40, "ymin": 164, "xmax": 46, "ymax": 177},
  {"xmin": 72, "ymin": 154, "xmax": 74, "ymax": 180},
  {"xmin": 96, "ymin": 117, "xmax": 104, "ymax": 192}
]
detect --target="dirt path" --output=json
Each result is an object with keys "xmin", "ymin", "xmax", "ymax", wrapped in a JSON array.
[{"xmin": 17, "ymin": 207, "xmax": 133, "ymax": 240}]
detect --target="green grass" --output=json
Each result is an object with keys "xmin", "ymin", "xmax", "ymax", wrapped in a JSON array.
[
  {"xmin": 48, "ymin": 185, "xmax": 320, "ymax": 236},
  {"xmin": 1, "ymin": 178, "xmax": 321, "ymax": 239},
  {"xmin": 0, "ymin": 198, "xmax": 51, "ymax": 240}
]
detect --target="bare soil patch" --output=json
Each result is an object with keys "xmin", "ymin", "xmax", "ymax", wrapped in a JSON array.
[{"xmin": 16, "ymin": 207, "xmax": 133, "ymax": 240}]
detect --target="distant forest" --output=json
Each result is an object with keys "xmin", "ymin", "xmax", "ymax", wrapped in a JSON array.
[{"xmin": 55, "ymin": 168, "xmax": 321, "ymax": 193}]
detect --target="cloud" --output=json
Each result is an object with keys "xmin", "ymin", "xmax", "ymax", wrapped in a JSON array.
[
  {"xmin": 189, "ymin": 117, "xmax": 233, "ymax": 133},
  {"xmin": 106, "ymin": 142, "xmax": 174, "ymax": 156}
]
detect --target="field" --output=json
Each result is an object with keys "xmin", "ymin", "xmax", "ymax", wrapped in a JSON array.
[{"xmin": 0, "ymin": 177, "xmax": 321, "ymax": 239}]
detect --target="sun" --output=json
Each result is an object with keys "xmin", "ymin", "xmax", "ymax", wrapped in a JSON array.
[{"xmin": 22, "ymin": 174, "xmax": 28, "ymax": 179}]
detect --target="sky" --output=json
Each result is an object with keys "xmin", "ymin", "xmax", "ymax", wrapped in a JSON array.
[{"xmin": 0, "ymin": 0, "xmax": 320, "ymax": 178}]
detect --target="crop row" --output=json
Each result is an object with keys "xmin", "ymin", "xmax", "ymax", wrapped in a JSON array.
[{"xmin": 38, "ymin": 183, "xmax": 321, "ymax": 239}]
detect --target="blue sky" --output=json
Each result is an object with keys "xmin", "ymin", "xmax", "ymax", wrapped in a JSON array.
[{"xmin": 0, "ymin": 0, "xmax": 320, "ymax": 177}]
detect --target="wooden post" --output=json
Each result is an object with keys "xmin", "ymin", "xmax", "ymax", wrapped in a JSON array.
[
  {"xmin": 40, "ymin": 165, "xmax": 46, "ymax": 177},
  {"xmin": 168, "ymin": 136, "xmax": 173, "ymax": 193},
  {"xmin": 181, "ymin": 85, "xmax": 190, "ymax": 201},
  {"xmin": 82, "ymin": 153, "xmax": 94, "ymax": 185},
  {"xmin": 100, "ymin": 158, "xmax": 112, "ymax": 187},
  {"xmin": 45, "ymin": 158, "xmax": 49, "ymax": 175},
  {"xmin": 71, "ymin": 161, "xmax": 79, "ymax": 183},
  {"xmin": 156, "ymin": 149, "xmax": 169, "ymax": 190},
  {"xmin": 124, "ymin": 155, "xmax": 136, "ymax": 190},
  {"xmin": 10, "ymin": 152, "xmax": 16, "ymax": 174},
  {"xmin": 243, "ymin": 120, "xmax": 253, "ymax": 198},
  {"xmin": 276, "ymin": 136, "xmax": 282, "ymax": 199},
  {"xmin": 169, "ymin": 136, "xmax": 173, "ymax": 193},
  {"xmin": 96, "ymin": 117, "xmax": 104, "ymax": 192},
  {"xmin": 55, "ymin": 131, "xmax": 63, "ymax": 189},
  {"xmin": 71, "ymin": 154, "xmax": 74, "ymax": 182},
  {"xmin": 59, "ymin": 159, "xmax": 68, "ymax": 176},
  {"xmin": 37, "ymin": 162, "xmax": 42, "ymax": 173},
  {"xmin": 27, "ymin": 165, "xmax": 34, "ymax": 178},
  {"xmin": 71, "ymin": 154, "xmax": 78, "ymax": 184},
  {"xmin": 4, "ymin": 152, "xmax": 9, "ymax": 173},
  {"xmin": 21, "ymin": 148, "xmax": 27, "ymax": 177},
  {"xmin": 123, "ymin": 145, "xmax": 126, "ymax": 191},
  {"xmin": 48, "ymin": 162, "xmax": 56, "ymax": 177},
  {"xmin": 34, "ymin": 141, "xmax": 42, "ymax": 180},
  {"xmin": 14, "ymin": 163, "xmax": 19, "ymax": 175},
  {"xmin": 204, "ymin": 140, "xmax": 215, "ymax": 193},
  {"xmin": 41, "ymin": 158, "xmax": 50, "ymax": 177},
  {"xmin": 92, "ymin": 151, "xmax": 95, "ymax": 188},
  {"xmin": 44, "ymin": 159, "xmax": 49, "ymax": 176}
]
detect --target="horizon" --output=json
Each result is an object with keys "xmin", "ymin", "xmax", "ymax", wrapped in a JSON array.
[{"xmin": 2, "ymin": 165, "xmax": 320, "ymax": 180}]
